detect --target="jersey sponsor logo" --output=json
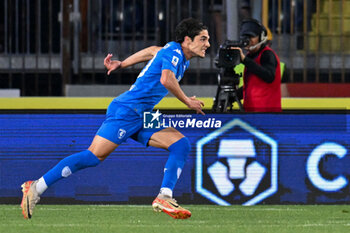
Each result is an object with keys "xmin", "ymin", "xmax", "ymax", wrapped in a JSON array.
[
  {"xmin": 163, "ymin": 43, "xmax": 170, "ymax": 49},
  {"xmin": 171, "ymin": 56, "xmax": 179, "ymax": 67}
]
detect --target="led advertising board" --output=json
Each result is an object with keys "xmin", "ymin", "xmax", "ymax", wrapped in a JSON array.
[{"xmin": 0, "ymin": 112, "xmax": 349, "ymax": 204}]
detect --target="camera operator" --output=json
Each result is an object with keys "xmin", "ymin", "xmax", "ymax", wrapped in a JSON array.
[{"xmin": 232, "ymin": 19, "xmax": 281, "ymax": 112}]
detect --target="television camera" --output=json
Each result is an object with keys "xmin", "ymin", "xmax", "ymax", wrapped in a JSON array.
[{"xmin": 212, "ymin": 38, "xmax": 249, "ymax": 112}]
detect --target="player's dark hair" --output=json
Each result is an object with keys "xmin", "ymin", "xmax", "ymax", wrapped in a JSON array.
[{"xmin": 175, "ymin": 18, "xmax": 208, "ymax": 43}]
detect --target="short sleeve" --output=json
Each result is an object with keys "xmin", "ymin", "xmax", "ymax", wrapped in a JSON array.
[{"xmin": 160, "ymin": 49, "xmax": 183, "ymax": 74}]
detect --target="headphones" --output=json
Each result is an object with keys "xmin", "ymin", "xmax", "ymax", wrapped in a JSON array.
[
  {"xmin": 240, "ymin": 19, "xmax": 268, "ymax": 50},
  {"xmin": 241, "ymin": 18, "xmax": 268, "ymax": 43}
]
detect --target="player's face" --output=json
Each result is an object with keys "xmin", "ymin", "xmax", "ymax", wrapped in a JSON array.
[{"xmin": 188, "ymin": 30, "xmax": 210, "ymax": 58}]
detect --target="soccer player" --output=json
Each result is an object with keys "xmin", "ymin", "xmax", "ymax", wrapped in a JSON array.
[{"xmin": 21, "ymin": 18, "xmax": 210, "ymax": 219}]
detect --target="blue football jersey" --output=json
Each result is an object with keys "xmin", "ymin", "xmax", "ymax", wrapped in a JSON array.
[{"xmin": 114, "ymin": 42, "xmax": 190, "ymax": 116}]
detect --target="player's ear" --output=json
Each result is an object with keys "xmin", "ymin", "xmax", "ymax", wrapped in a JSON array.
[{"xmin": 184, "ymin": 36, "xmax": 193, "ymax": 43}]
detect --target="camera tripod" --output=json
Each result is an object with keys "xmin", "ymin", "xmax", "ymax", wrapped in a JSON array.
[{"xmin": 212, "ymin": 69, "xmax": 244, "ymax": 113}]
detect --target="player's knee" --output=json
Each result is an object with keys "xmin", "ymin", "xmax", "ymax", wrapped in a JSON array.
[
  {"xmin": 87, "ymin": 148, "xmax": 110, "ymax": 161},
  {"xmin": 94, "ymin": 153, "xmax": 109, "ymax": 161},
  {"xmin": 78, "ymin": 150, "xmax": 101, "ymax": 167}
]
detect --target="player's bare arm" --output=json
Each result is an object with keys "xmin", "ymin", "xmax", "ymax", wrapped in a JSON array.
[
  {"xmin": 104, "ymin": 46, "xmax": 162, "ymax": 75},
  {"xmin": 160, "ymin": 69, "xmax": 205, "ymax": 115}
]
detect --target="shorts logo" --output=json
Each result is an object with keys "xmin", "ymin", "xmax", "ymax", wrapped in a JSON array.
[
  {"xmin": 171, "ymin": 56, "xmax": 179, "ymax": 67},
  {"xmin": 118, "ymin": 128, "xmax": 126, "ymax": 139}
]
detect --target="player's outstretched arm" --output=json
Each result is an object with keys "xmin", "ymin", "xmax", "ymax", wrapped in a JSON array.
[
  {"xmin": 160, "ymin": 69, "xmax": 205, "ymax": 115},
  {"xmin": 104, "ymin": 46, "xmax": 162, "ymax": 75}
]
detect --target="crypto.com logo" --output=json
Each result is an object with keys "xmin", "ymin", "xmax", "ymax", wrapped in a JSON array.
[
  {"xmin": 307, "ymin": 142, "xmax": 348, "ymax": 192},
  {"xmin": 195, "ymin": 118, "xmax": 278, "ymax": 206}
]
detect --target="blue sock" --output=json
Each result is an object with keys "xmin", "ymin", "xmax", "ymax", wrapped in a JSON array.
[
  {"xmin": 43, "ymin": 150, "xmax": 100, "ymax": 187},
  {"xmin": 161, "ymin": 137, "xmax": 191, "ymax": 191}
]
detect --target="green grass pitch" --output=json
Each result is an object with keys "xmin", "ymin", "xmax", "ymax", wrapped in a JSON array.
[{"xmin": 1, "ymin": 204, "xmax": 350, "ymax": 233}]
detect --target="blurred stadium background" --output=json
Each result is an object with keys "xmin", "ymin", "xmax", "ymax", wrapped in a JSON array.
[{"xmin": 0, "ymin": 0, "xmax": 350, "ymax": 98}]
